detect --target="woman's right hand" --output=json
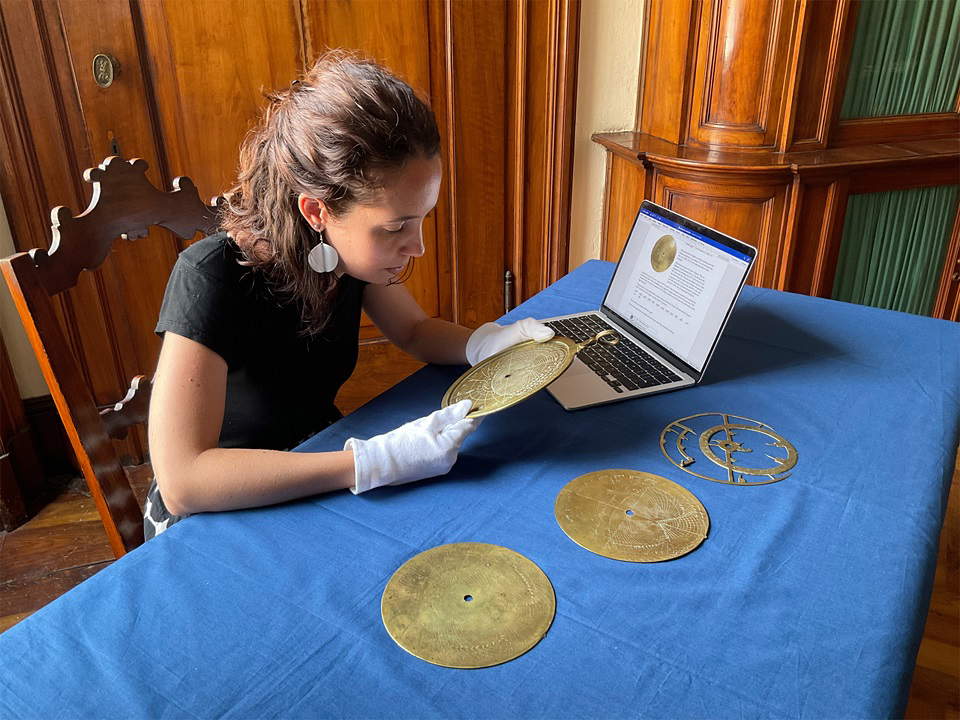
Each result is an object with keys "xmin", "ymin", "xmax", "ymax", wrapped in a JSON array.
[{"xmin": 345, "ymin": 400, "xmax": 480, "ymax": 494}]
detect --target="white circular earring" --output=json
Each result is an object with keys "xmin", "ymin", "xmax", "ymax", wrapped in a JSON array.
[{"xmin": 307, "ymin": 229, "xmax": 339, "ymax": 273}]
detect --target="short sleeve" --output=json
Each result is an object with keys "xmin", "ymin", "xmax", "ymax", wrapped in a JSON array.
[{"xmin": 155, "ymin": 257, "xmax": 240, "ymax": 366}]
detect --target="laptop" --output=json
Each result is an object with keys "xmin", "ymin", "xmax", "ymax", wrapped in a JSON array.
[{"xmin": 543, "ymin": 200, "xmax": 757, "ymax": 410}]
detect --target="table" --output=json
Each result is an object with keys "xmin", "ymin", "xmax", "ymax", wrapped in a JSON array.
[{"xmin": 1, "ymin": 260, "xmax": 958, "ymax": 718}]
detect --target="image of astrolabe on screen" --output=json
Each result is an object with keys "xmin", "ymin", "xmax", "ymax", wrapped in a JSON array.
[
  {"xmin": 659, "ymin": 412, "xmax": 798, "ymax": 485},
  {"xmin": 649, "ymin": 233, "xmax": 677, "ymax": 273}
]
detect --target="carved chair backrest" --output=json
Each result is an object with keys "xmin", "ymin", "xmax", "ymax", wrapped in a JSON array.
[{"xmin": 0, "ymin": 157, "xmax": 221, "ymax": 557}]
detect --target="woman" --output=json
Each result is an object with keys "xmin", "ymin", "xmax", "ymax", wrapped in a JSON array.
[{"xmin": 145, "ymin": 52, "xmax": 553, "ymax": 538}]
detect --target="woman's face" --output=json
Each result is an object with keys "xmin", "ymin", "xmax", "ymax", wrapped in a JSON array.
[{"xmin": 319, "ymin": 153, "xmax": 442, "ymax": 285}]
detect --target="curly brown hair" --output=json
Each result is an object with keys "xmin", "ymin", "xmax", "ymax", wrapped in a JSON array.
[{"xmin": 220, "ymin": 51, "xmax": 440, "ymax": 334}]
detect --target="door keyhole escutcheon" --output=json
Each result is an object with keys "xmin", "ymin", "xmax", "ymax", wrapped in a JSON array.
[{"xmin": 92, "ymin": 53, "xmax": 120, "ymax": 88}]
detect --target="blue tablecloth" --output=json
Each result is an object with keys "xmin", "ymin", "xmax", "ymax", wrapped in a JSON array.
[{"xmin": 2, "ymin": 260, "xmax": 958, "ymax": 719}]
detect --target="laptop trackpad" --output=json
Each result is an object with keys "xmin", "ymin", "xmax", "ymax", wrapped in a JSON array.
[
  {"xmin": 548, "ymin": 358, "xmax": 614, "ymax": 401},
  {"xmin": 560, "ymin": 358, "xmax": 595, "ymax": 378}
]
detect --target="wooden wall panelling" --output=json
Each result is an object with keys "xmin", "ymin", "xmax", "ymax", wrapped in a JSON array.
[
  {"xmin": 778, "ymin": 152, "xmax": 960, "ymax": 298},
  {"xmin": 781, "ymin": 177, "xmax": 839, "ymax": 295},
  {"xmin": 845, "ymin": 155, "xmax": 960, "ymax": 195},
  {"xmin": 822, "ymin": 0, "xmax": 960, "ymax": 148},
  {"xmin": 789, "ymin": 154, "xmax": 960, "ymax": 300},
  {"xmin": 57, "ymin": 0, "xmax": 177, "ymax": 373},
  {"xmin": 788, "ymin": 0, "xmax": 855, "ymax": 151},
  {"xmin": 637, "ymin": 0, "xmax": 696, "ymax": 144},
  {"xmin": 304, "ymin": 0, "xmax": 431, "ymax": 95},
  {"xmin": 0, "ymin": 0, "xmax": 90, "ymax": 258},
  {"xmin": 0, "ymin": 333, "xmax": 33, "ymax": 529},
  {"xmin": 637, "ymin": 0, "xmax": 866, "ymax": 153},
  {"xmin": 438, "ymin": 0, "xmax": 506, "ymax": 328},
  {"xmin": 600, "ymin": 153, "xmax": 647, "ymax": 263},
  {"xmin": 508, "ymin": 0, "xmax": 578, "ymax": 305},
  {"xmin": 932, "ymin": 206, "xmax": 960, "ymax": 321},
  {"xmin": 0, "ymin": 0, "xmax": 145, "ymax": 464},
  {"xmin": 652, "ymin": 162, "xmax": 792, "ymax": 289},
  {"xmin": 302, "ymin": 0, "xmax": 439, "ymax": 329},
  {"xmin": 833, "ymin": 113, "xmax": 960, "ymax": 148},
  {"xmin": 20, "ymin": 396, "xmax": 74, "ymax": 480},
  {"xmin": 805, "ymin": 175, "xmax": 849, "ymax": 299},
  {"xmin": 687, "ymin": 0, "xmax": 798, "ymax": 150},
  {"xmin": 54, "ymin": 0, "xmax": 193, "ymax": 463},
  {"xmin": 0, "ymin": 0, "xmax": 91, "ymax": 377},
  {"xmin": 538, "ymin": 0, "xmax": 578, "ymax": 298},
  {"xmin": 426, "ymin": 0, "xmax": 455, "ymax": 325},
  {"xmin": 772, "ymin": 0, "xmax": 808, "ymax": 153},
  {"xmin": 595, "ymin": 127, "xmax": 960, "ymax": 299},
  {"xmin": 139, "ymin": 0, "xmax": 303, "ymax": 200},
  {"xmin": 827, "ymin": 0, "xmax": 960, "ymax": 147},
  {"xmin": 506, "ymin": 0, "xmax": 527, "ymax": 309},
  {"xmin": 818, "ymin": 0, "xmax": 860, "ymax": 149}
]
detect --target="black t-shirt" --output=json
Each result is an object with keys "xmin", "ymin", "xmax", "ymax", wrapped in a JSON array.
[{"xmin": 155, "ymin": 232, "xmax": 366, "ymax": 450}]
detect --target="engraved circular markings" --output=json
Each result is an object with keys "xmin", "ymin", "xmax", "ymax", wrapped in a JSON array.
[
  {"xmin": 381, "ymin": 542, "xmax": 555, "ymax": 668},
  {"xmin": 650, "ymin": 234, "xmax": 677, "ymax": 272},
  {"xmin": 442, "ymin": 337, "xmax": 577, "ymax": 417},
  {"xmin": 659, "ymin": 413, "xmax": 798, "ymax": 485},
  {"xmin": 555, "ymin": 469, "xmax": 709, "ymax": 562}
]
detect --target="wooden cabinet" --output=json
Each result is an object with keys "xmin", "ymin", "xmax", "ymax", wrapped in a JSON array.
[
  {"xmin": 0, "ymin": 0, "xmax": 580, "ymax": 471},
  {"xmin": 597, "ymin": 0, "xmax": 960, "ymax": 320}
]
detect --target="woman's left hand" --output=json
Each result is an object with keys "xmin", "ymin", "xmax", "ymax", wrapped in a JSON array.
[{"xmin": 465, "ymin": 317, "xmax": 555, "ymax": 365}]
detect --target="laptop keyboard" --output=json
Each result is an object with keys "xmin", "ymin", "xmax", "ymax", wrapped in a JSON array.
[{"xmin": 543, "ymin": 314, "xmax": 682, "ymax": 393}]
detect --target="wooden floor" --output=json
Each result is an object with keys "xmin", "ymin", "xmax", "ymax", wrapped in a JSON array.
[{"xmin": 0, "ymin": 346, "xmax": 957, "ymax": 715}]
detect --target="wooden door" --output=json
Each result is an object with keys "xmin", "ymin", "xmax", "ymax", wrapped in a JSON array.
[{"xmin": 0, "ymin": 0, "xmax": 579, "ymax": 466}]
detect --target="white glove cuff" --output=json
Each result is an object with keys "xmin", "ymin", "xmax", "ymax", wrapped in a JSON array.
[
  {"xmin": 465, "ymin": 322, "xmax": 499, "ymax": 366},
  {"xmin": 344, "ymin": 437, "xmax": 373, "ymax": 495}
]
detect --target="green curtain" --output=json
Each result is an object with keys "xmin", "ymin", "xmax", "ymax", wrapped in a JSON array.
[
  {"xmin": 840, "ymin": 0, "xmax": 960, "ymax": 118},
  {"xmin": 832, "ymin": 185, "xmax": 959, "ymax": 315}
]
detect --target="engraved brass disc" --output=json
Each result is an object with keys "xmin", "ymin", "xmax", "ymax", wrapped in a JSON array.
[
  {"xmin": 442, "ymin": 337, "xmax": 578, "ymax": 417},
  {"xmin": 554, "ymin": 469, "xmax": 709, "ymax": 562},
  {"xmin": 381, "ymin": 542, "xmax": 556, "ymax": 668},
  {"xmin": 442, "ymin": 330, "xmax": 620, "ymax": 417}
]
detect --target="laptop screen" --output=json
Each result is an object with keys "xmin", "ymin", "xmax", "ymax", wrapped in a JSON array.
[{"xmin": 602, "ymin": 204, "xmax": 753, "ymax": 373}]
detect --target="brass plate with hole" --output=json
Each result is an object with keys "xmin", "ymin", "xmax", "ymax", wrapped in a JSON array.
[
  {"xmin": 554, "ymin": 469, "xmax": 709, "ymax": 562},
  {"xmin": 442, "ymin": 330, "xmax": 619, "ymax": 417},
  {"xmin": 381, "ymin": 542, "xmax": 555, "ymax": 668}
]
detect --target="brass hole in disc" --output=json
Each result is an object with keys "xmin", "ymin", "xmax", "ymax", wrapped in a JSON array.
[
  {"xmin": 625, "ymin": 509, "xmax": 634, "ymax": 516},
  {"xmin": 464, "ymin": 595, "xmax": 473, "ymax": 602}
]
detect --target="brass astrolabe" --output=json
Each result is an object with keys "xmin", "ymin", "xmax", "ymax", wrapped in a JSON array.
[
  {"xmin": 554, "ymin": 469, "xmax": 709, "ymax": 562},
  {"xmin": 442, "ymin": 330, "xmax": 620, "ymax": 417},
  {"xmin": 381, "ymin": 542, "xmax": 556, "ymax": 668},
  {"xmin": 660, "ymin": 412, "xmax": 798, "ymax": 485}
]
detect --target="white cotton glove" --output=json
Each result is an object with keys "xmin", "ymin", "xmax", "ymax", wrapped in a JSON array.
[
  {"xmin": 465, "ymin": 317, "xmax": 555, "ymax": 366},
  {"xmin": 345, "ymin": 399, "xmax": 480, "ymax": 494}
]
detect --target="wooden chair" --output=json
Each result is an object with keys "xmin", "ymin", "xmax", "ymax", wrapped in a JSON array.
[{"xmin": 0, "ymin": 156, "xmax": 220, "ymax": 557}]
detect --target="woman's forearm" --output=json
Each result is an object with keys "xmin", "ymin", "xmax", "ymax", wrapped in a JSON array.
[
  {"xmin": 403, "ymin": 317, "xmax": 471, "ymax": 364},
  {"xmin": 157, "ymin": 447, "xmax": 355, "ymax": 516}
]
